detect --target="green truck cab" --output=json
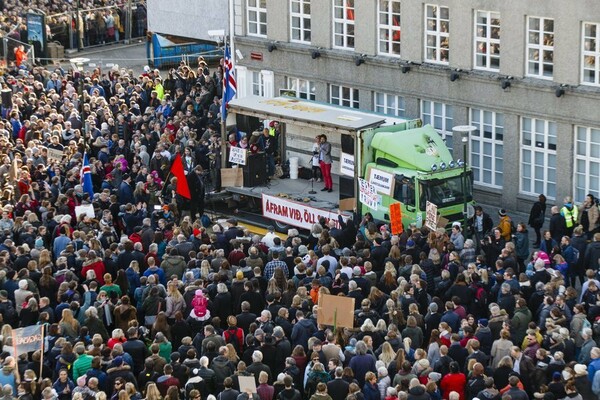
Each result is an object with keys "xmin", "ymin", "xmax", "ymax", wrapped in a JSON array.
[{"xmin": 359, "ymin": 124, "xmax": 473, "ymax": 229}]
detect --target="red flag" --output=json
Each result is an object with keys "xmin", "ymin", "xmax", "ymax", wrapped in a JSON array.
[{"xmin": 170, "ymin": 153, "xmax": 191, "ymax": 199}]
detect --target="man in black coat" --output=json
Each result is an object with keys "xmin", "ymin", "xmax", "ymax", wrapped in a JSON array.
[
  {"xmin": 448, "ymin": 334, "xmax": 468, "ymax": 371},
  {"xmin": 122, "ymin": 327, "xmax": 149, "ymax": 376},
  {"xmin": 327, "ymin": 367, "xmax": 349, "ymax": 400},
  {"xmin": 273, "ymin": 328, "xmax": 292, "ymax": 375},
  {"xmin": 236, "ymin": 301, "xmax": 258, "ymax": 334},
  {"xmin": 186, "ymin": 165, "xmax": 206, "ymax": 219}
]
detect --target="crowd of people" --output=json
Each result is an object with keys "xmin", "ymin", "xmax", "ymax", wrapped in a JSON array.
[
  {"xmin": 0, "ymin": 0, "xmax": 147, "ymax": 66},
  {"xmin": 0, "ymin": 29, "xmax": 600, "ymax": 400}
]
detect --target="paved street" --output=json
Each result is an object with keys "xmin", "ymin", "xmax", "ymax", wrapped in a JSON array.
[{"xmin": 60, "ymin": 41, "xmax": 148, "ymax": 75}]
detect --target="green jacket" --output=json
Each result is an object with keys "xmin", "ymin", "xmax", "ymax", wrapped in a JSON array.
[
  {"xmin": 511, "ymin": 307, "xmax": 532, "ymax": 344},
  {"xmin": 72, "ymin": 354, "xmax": 93, "ymax": 381}
]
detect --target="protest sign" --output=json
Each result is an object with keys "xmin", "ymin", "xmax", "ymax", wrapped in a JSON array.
[
  {"xmin": 340, "ymin": 152, "xmax": 355, "ymax": 177},
  {"xmin": 317, "ymin": 294, "xmax": 355, "ymax": 329},
  {"xmin": 238, "ymin": 376, "xmax": 257, "ymax": 394},
  {"xmin": 358, "ymin": 178, "xmax": 378, "ymax": 211},
  {"xmin": 221, "ymin": 168, "xmax": 243, "ymax": 187},
  {"xmin": 75, "ymin": 204, "xmax": 95, "ymax": 219},
  {"xmin": 368, "ymin": 167, "xmax": 394, "ymax": 196},
  {"xmin": 262, "ymin": 194, "xmax": 347, "ymax": 230},
  {"xmin": 229, "ymin": 146, "xmax": 247, "ymax": 165},
  {"xmin": 46, "ymin": 148, "xmax": 64, "ymax": 164},
  {"xmin": 389, "ymin": 202, "xmax": 403, "ymax": 235},
  {"xmin": 425, "ymin": 201, "xmax": 438, "ymax": 230}
]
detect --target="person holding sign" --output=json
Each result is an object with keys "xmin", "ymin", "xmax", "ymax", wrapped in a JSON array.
[{"xmin": 319, "ymin": 135, "xmax": 333, "ymax": 192}]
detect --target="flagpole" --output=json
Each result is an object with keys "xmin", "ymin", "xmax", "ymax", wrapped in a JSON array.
[
  {"xmin": 220, "ymin": 44, "xmax": 228, "ymax": 170},
  {"xmin": 39, "ymin": 326, "xmax": 45, "ymax": 381}
]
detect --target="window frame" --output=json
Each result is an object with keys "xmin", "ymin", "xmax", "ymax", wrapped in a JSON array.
[
  {"xmin": 574, "ymin": 125, "xmax": 600, "ymax": 202},
  {"xmin": 420, "ymin": 100, "xmax": 454, "ymax": 153},
  {"xmin": 424, "ymin": 4, "xmax": 449, "ymax": 65},
  {"xmin": 290, "ymin": 0, "xmax": 311, "ymax": 44},
  {"xmin": 519, "ymin": 117, "xmax": 557, "ymax": 200},
  {"xmin": 247, "ymin": 0, "xmax": 267, "ymax": 38},
  {"xmin": 526, "ymin": 16, "xmax": 554, "ymax": 79},
  {"xmin": 286, "ymin": 77, "xmax": 316, "ymax": 100},
  {"xmin": 377, "ymin": 0, "xmax": 402, "ymax": 57},
  {"xmin": 474, "ymin": 10, "xmax": 501, "ymax": 72},
  {"xmin": 251, "ymin": 70, "xmax": 265, "ymax": 97},
  {"xmin": 582, "ymin": 22, "xmax": 600, "ymax": 86},
  {"xmin": 330, "ymin": 84, "xmax": 359, "ymax": 109},
  {"xmin": 374, "ymin": 92, "xmax": 406, "ymax": 117},
  {"xmin": 469, "ymin": 108, "xmax": 504, "ymax": 188},
  {"xmin": 332, "ymin": 0, "xmax": 355, "ymax": 50}
]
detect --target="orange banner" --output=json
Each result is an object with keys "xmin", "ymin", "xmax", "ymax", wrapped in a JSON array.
[{"xmin": 390, "ymin": 202, "xmax": 403, "ymax": 235}]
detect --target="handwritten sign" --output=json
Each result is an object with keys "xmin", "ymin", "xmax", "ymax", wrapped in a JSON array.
[
  {"xmin": 368, "ymin": 168, "xmax": 394, "ymax": 196},
  {"xmin": 358, "ymin": 178, "xmax": 378, "ymax": 211},
  {"xmin": 425, "ymin": 201, "xmax": 438, "ymax": 230},
  {"xmin": 389, "ymin": 202, "xmax": 403, "ymax": 235},
  {"xmin": 46, "ymin": 148, "xmax": 64, "ymax": 164},
  {"xmin": 75, "ymin": 204, "xmax": 95, "ymax": 219},
  {"xmin": 238, "ymin": 376, "xmax": 257, "ymax": 394},
  {"xmin": 228, "ymin": 146, "xmax": 247, "ymax": 165},
  {"xmin": 262, "ymin": 194, "xmax": 347, "ymax": 230},
  {"xmin": 340, "ymin": 152, "xmax": 355, "ymax": 177}
]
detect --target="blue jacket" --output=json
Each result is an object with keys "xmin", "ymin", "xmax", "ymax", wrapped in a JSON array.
[
  {"xmin": 362, "ymin": 382, "xmax": 380, "ymax": 400},
  {"xmin": 589, "ymin": 358, "xmax": 600, "ymax": 382},
  {"xmin": 290, "ymin": 318, "xmax": 316, "ymax": 351},
  {"xmin": 118, "ymin": 181, "xmax": 135, "ymax": 205},
  {"xmin": 441, "ymin": 310, "xmax": 460, "ymax": 333}
]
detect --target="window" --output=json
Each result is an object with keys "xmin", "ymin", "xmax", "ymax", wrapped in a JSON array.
[
  {"xmin": 247, "ymin": 0, "xmax": 267, "ymax": 37},
  {"xmin": 474, "ymin": 10, "xmax": 500, "ymax": 71},
  {"xmin": 291, "ymin": 0, "xmax": 311, "ymax": 43},
  {"xmin": 421, "ymin": 100, "xmax": 454, "ymax": 153},
  {"xmin": 252, "ymin": 71, "xmax": 264, "ymax": 96},
  {"xmin": 330, "ymin": 85, "xmax": 359, "ymax": 109},
  {"xmin": 374, "ymin": 92, "xmax": 405, "ymax": 117},
  {"xmin": 378, "ymin": 0, "xmax": 401, "ymax": 56},
  {"xmin": 425, "ymin": 4, "xmax": 449, "ymax": 64},
  {"xmin": 520, "ymin": 118, "xmax": 557, "ymax": 199},
  {"xmin": 333, "ymin": 0, "xmax": 355, "ymax": 49},
  {"xmin": 250, "ymin": 70, "xmax": 274, "ymax": 98},
  {"xmin": 583, "ymin": 22, "xmax": 600, "ymax": 85},
  {"xmin": 575, "ymin": 126, "xmax": 600, "ymax": 202},
  {"xmin": 526, "ymin": 17, "xmax": 554, "ymax": 79},
  {"xmin": 286, "ymin": 77, "xmax": 316, "ymax": 100},
  {"xmin": 469, "ymin": 109, "xmax": 504, "ymax": 187}
]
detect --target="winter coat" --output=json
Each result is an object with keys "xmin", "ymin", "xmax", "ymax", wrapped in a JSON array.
[
  {"xmin": 440, "ymin": 372, "xmax": 466, "ymax": 400},
  {"xmin": 362, "ymin": 382, "xmax": 380, "ymax": 400},
  {"xmin": 161, "ymin": 255, "xmax": 186, "ymax": 279},
  {"xmin": 511, "ymin": 307, "xmax": 532, "ymax": 345},
  {"xmin": 407, "ymin": 385, "xmax": 431, "ymax": 400}
]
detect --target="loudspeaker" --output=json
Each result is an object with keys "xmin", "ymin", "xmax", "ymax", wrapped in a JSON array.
[
  {"xmin": 1, "ymin": 90, "xmax": 12, "ymax": 109},
  {"xmin": 244, "ymin": 152, "xmax": 267, "ymax": 187},
  {"xmin": 340, "ymin": 134, "xmax": 355, "ymax": 200}
]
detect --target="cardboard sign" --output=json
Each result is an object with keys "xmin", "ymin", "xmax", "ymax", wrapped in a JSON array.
[
  {"xmin": 358, "ymin": 178, "xmax": 378, "ymax": 211},
  {"xmin": 229, "ymin": 146, "xmax": 247, "ymax": 165},
  {"xmin": 317, "ymin": 294, "xmax": 355, "ymax": 329},
  {"xmin": 339, "ymin": 197, "xmax": 356, "ymax": 211},
  {"xmin": 262, "ymin": 194, "xmax": 346, "ymax": 230},
  {"xmin": 437, "ymin": 216, "xmax": 449, "ymax": 229},
  {"xmin": 425, "ymin": 201, "xmax": 438, "ymax": 230},
  {"xmin": 75, "ymin": 204, "xmax": 95, "ymax": 219},
  {"xmin": 221, "ymin": 168, "xmax": 243, "ymax": 187},
  {"xmin": 389, "ymin": 202, "xmax": 403, "ymax": 235},
  {"xmin": 340, "ymin": 152, "xmax": 355, "ymax": 177},
  {"xmin": 46, "ymin": 148, "xmax": 64, "ymax": 164},
  {"xmin": 368, "ymin": 167, "xmax": 394, "ymax": 196},
  {"xmin": 238, "ymin": 376, "xmax": 257, "ymax": 394}
]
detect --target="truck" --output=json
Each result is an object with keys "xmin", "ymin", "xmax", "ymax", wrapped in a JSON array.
[{"xmin": 224, "ymin": 95, "xmax": 473, "ymax": 231}]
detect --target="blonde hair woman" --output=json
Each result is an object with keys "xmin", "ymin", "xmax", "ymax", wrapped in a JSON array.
[
  {"xmin": 378, "ymin": 342, "xmax": 396, "ymax": 367},
  {"xmin": 165, "ymin": 281, "xmax": 185, "ymax": 320},
  {"xmin": 144, "ymin": 383, "xmax": 162, "ymax": 400},
  {"xmin": 59, "ymin": 308, "xmax": 80, "ymax": 339}
]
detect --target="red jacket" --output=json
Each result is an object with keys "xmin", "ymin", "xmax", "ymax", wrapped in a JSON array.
[
  {"xmin": 440, "ymin": 372, "xmax": 466, "ymax": 400},
  {"xmin": 81, "ymin": 258, "xmax": 106, "ymax": 285}
]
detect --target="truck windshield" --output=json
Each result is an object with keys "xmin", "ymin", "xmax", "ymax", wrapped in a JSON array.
[{"xmin": 419, "ymin": 175, "xmax": 472, "ymax": 211}]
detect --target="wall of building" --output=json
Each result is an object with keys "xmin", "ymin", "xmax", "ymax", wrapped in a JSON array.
[{"xmin": 232, "ymin": 0, "xmax": 600, "ymax": 212}]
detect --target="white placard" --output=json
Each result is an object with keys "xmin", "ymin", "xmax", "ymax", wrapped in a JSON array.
[
  {"xmin": 228, "ymin": 146, "xmax": 247, "ymax": 165},
  {"xmin": 46, "ymin": 148, "xmax": 64, "ymax": 164},
  {"xmin": 425, "ymin": 201, "xmax": 438, "ymax": 230},
  {"xmin": 75, "ymin": 204, "xmax": 95, "ymax": 219},
  {"xmin": 358, "ymin": 178, "xmax": 378, "ymax": 211},
  {"xmin": 262, "ymin": 194, "xmax": 347, "ymax": 230},
  {"xmin": 340, "ymin": 152, "xmax": 355, "ymax": 177},
  {"xmin": 368, "ymin": 168, "xmax": 394, "ymax": 196}
]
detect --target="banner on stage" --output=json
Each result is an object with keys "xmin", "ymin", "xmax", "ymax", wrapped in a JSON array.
[{"xmin": 262, "ymin": 194, "xmax": 346, "ymax": 230}]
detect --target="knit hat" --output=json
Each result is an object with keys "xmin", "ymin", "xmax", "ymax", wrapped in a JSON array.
[
  {"xmin": 428, "ymin": 372, "xmax": 442, "ymax": 382},
  {"xmin": 406, "ymin": 239, "xmax": 415, "ymax": 248},
  {"xmin": 498, "ymin": 209, "xmax": 507, "ymax": 216},
  {"xmin": 478, "ymin": 318, "xmax": 489, "ymax": 327}
]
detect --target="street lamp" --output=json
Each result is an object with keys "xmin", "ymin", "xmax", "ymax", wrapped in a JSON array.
[{"xmin": 453, "ymin": 125, "xmax": 477, "ymax": 229}]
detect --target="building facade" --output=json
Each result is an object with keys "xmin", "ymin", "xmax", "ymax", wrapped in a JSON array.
[{"xmin": 231, "ymin": 0, "xmax": 600, "ymax": 212}]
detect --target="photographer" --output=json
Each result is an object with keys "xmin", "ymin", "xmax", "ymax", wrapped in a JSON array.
[{"xmin": 481, "ymin": 228, "xmax": 505, "ymax": 269}]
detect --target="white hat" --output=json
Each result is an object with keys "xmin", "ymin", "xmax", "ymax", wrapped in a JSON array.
[{"xmin": 574, "ymin": 364, "xmax": 587, "ymax": 375}]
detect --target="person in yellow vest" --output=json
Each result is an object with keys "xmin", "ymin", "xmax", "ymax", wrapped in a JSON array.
[
  {"xmin": 560, "ymin": 196, "xmax": 579, "ymax": 237},
  {"xmin": 154, "ymin": 77, "xmax": 165, "ymax": 100},
  {"xmin": 497, "ymin": 209, "xmax": 513, "ymax": 242}
]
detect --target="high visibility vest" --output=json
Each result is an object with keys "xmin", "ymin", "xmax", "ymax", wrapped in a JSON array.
[{"xmin": 561, "ymin": 205, "xmax": 578, "ymax": 228}]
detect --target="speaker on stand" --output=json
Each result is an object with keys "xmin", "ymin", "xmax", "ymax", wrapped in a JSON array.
[
  {"xmin": 243, "ymin": 152, "xmax": 267, "ymax": 187},
  {"xmin": 1, "ymin": 89, "xmax": 12, "ymax": 109}
]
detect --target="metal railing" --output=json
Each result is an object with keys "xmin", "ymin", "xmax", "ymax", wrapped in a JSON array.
[{"xmin": 1, "ymin": 37, "xmax": 35, "ymax": 68}]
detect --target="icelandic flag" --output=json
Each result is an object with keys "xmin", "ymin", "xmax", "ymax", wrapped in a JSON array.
[
  {"xmin": 221, "ymin": 45, "xmax": 237, "ymax": 122},
  {"xmin": 81, "ymin": 153, "xmax": 94, "ymax": 199}
]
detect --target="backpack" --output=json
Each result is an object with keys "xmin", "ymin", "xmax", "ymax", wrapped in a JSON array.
[
  {"xmin": 224, "ymin": 328, "xmax": 242, "ymax": 353},
  {"xmin": 473, "ymin": 285, "xmax": 488, "ymax": 308}
]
